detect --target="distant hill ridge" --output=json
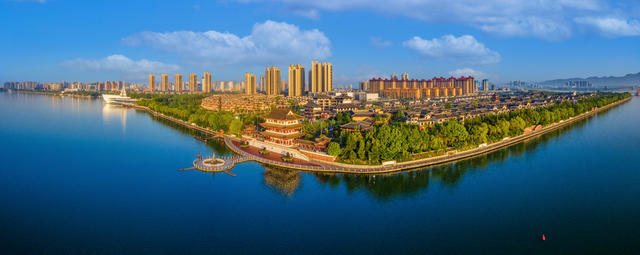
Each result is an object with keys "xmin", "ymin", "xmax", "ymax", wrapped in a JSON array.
[{"xmin": 541, "ymin": 72, "xmax": 640, "ymax": 88}]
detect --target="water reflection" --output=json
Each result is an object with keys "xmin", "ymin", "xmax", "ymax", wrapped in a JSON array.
[
  {"xmin": 313, "ymin": 117, "xmax": 592, "ymax": 201},
  {"xmin": 263, "ymin": 166, "xmax": 301, "ymax": 197},
  {"xmin": 141, "ymin": 110, "xmax": 233, "ymax": 156},
  {"xmin": 102, "ymin": 103, "xmax": 128, "ymax": 133}
]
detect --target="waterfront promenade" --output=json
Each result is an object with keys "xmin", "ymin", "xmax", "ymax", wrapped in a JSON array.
[{"xmin": 125, "ymin": 96, "xmax": 631, "ymax": 174}]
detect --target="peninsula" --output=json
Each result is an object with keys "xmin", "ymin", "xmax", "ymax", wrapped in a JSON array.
[{"xmin": 126, "ymin": 90, "xmax": 631, "ymax": 174}]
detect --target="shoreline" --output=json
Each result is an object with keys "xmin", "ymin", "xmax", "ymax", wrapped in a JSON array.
[
  {"xmin": 123, "ymin": 96, "xmax": 631, "ymax": 174},
  {"xmin": 9, "ymin": 89, "xmax": 99, "ymax": 99}
]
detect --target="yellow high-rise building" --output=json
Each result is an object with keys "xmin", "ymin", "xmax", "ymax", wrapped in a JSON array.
[
  {"xmin": 265, "ymin": 66, "xmax": 281, "ymax": 96},
  {"xmin": 148, "ymin": 74, "xmax": 156, "ymax": 92},
  {"xmin": 309, "ymin": 60, "xmax": 332, "ymax": 93},
  {"xmin": 288, "ymin": 64, "xmax": 305, "ymax": 97},
  {"xmin": 175, "ymin": 74, "xmax": 183, "ymax": 92},
  {"xmin": 203, "ymin": 72, "xmax": 212, "ymax": 93},
  {"xmin": 245, "ymin": 72, "xmax": 256, "ymax": 95},
  {"xmin": 161, "ymin": 74, "xmax": 169, "ymax": 92},
  {"xmin": 189, "ymin": 73, "xmax": 198, "ymax": 92}
]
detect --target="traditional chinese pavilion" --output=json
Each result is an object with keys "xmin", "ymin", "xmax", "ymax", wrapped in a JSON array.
[{"xmin": 259, "ymin": 108, "xmax": 304, "ymax": 147}]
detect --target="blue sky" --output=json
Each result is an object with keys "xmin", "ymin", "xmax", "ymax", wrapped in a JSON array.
[{"xmin": 1, "ymin": 0, "xmax": 639, "ymax": 86}]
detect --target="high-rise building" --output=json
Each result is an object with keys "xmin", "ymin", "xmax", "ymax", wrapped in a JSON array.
[
  {"xmin": 245, "ymin": 72, "xmax": 256, "ymax": 95},
  {"xmin": 309, "ymin": 60, "xmax": 332, "ymax": 93},
  {"xmin": 401, "ymin": 73, "xmax": 409, "ymax": 80},
  {"xmin": 189, "ymin": 73, "xmax": 198, "ymax": 92},
  {"xmin": 203, "ymin": 72, "xmax": 212, "ymax": 93},
  {"xmin": 288, "ymin": 64, "xmax": 305, "ymax": 97},
  {"xmin": 175, "ymin": 74, "xmax": 183, "ymax": 92},
  {"xmin": 161, "ymin": 74, "xmax": 169, "ymax": 92},
  {"xmin": 359, "ymin": 81, "xmax": 369, "ymax": 91},
  {"xmin": 148, "ymin": 74, "xmax": 156, "ymax": 92},
  {"xmin": 259, "ymin": 75, "xmax": 265, "ymax": 92},
  {"xmin": 265, "ymin": 66, "xmax": 281, "ymax": 96},
  {"xmin": 482, "ymin": 79, "xmax": 489, "ymax": 91}
]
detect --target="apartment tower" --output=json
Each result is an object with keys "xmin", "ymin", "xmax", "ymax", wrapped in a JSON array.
[
  {"xmin": 160, "ymin": 74, "xmax": 169, "ymax": 92},
  {"xmin": 288, "ymin": 64, "xmax": 305, "ymax": 97},
  {"xmin": 189, "ymin": 73, "xmax": 198, "ymax": 92},
  {"xmin": 175, "ymin": 74, "xmax": 183, "ymax": 92},
  {"xmin": 309, "ymin": 60, "xmax": 332, "ymax": 93},
  {"xmin": 265, "ymin": 66, "xmax": 281, "ymax": 96},
  {"xmin": 148, "ymin": 74, "xmax": 156, "ymax": 92},
  {"xmin": 245, "ymin": 72, "xmax": 256, "ymax": 95},
  {"xmin": 202, "ymin": 72, "xmax": 212, "ymax": 93}
]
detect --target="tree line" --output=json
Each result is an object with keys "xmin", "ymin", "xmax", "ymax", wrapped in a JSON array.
[
  {"xmin": 136, "ymin": 94, "xmax": 262, "ymax": 136},
  {"xmin": 328, "ymin": 93, "xmax": 630, "ymax": 165}
]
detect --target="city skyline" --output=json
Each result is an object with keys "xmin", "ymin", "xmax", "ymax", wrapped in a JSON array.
[{"xmin": 1, "ymin": 0, "xmax": 639, "ymax": 86}]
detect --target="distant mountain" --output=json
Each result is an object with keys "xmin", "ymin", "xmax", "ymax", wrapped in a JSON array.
[{"xmin": 540, "ymin": 72, "xmax": 640, "ymax": 88}]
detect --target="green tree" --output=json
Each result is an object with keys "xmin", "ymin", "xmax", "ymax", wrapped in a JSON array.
[
  {"xmin": 228, "ymin": 118, "xmax": 243, "ymax": 136},
  {"xmin": 327, "ymin": 142, "xmax": 342, "ymax": 156}
]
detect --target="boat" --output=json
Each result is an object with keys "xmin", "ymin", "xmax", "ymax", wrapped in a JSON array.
[{"xmin": 102, "ymin": 88, "xmax": 136, "ymax": 104}]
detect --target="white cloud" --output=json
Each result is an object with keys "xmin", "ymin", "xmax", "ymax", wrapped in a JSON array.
[
  {"xmin": 370, "ymin": 37, "xmax": 391, "ymax": 47},
  {"xmin": 448, "ymin": 68, "xmax": 488, "ymax": 79},
  {"xmin": 477, "ymin": 16, "xmax": 572, "ymax": 40},
  {"xmin": 121, "ymin": 20, "xmax": 331, "ymax": 67},
  {"xmin": 60, "ymin": 54, "xmax": 180, "ymax": 80},
  {"xmin": 574, "ymin": 17, "xmax": 640, "ymax": 37},
  {"xmin": 403, "ymin": 35, "xmax": 501, "ymax": 64},
  {"xmin": 237, "ymin": 0, "xmax": 640, "ymax": 39}
]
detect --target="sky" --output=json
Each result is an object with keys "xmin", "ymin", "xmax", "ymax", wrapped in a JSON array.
[{"xmin": 1, "ymin": 0, "xmax": 639, "ymax": 86}]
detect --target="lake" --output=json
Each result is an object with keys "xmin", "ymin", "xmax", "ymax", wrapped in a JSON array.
[{"xmin": 0, "ymin": 92, "xmax": 639, "ymax": 254}]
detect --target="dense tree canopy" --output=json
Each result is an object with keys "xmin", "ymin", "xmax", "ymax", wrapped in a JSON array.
[
  {"xmin": 334, "ymin": 92, "xmax": 630, "ymax": 165},
  {"xmin": 136, "ymin": 94, "xmax": 262, "ymax": 133}
]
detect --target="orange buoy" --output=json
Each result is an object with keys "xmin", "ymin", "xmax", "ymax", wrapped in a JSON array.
[{"xmin": 542, "ymin": 234, "xmax": 546, "ymax": 241}]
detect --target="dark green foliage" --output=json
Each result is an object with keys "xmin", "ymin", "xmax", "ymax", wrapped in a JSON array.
[
  {"xmin": 327, "ymin": 142, "xmax": 342, "ymax": 156},
  {"xmin": 136, "ymin": 94, "xmax": 262, "ymax": 133},
  {"xmin": 334, "ymin": 92, "xmax": 630, "ymax": 164}
]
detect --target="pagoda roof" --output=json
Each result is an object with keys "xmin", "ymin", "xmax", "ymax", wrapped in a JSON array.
[
  {"xmin": 260, "ymin": 131, "xmax": 304, "ymax": 139},
  {"xmin": 259, "ymin": 122, "xmax": 303, "ymax": 129},
  {"xmin": 263, "ymin": 108, "xmax": 303, "ymax": 120},
  {"xmin": 340, "ymin": 119, "xmax": 374, "ymax": 131}
]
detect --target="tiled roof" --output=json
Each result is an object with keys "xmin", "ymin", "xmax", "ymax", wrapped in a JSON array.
[{"xmin": 263, "ymin": 108, "xmax": 303, "ymax": 120}]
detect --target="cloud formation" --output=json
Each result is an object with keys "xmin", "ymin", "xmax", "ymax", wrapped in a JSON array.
[
  {"xmin": 403, "ymin": 35, "xmax": 501, "ymax": 64},
  {"xmin": 240, "ymin": 0, "xmax": 640, "ymax": 40},
  {"xmin": 122, "ymin": 20, "xmax": 331, "ymax": 67},
  {"xmin": 60, "ymin": 54, "xmax": 180, "ymax": 80},
  {"xmin": 448, "ymin": 68, "xmax": 488, "ymax": 79},
  {"xmin": 574, "ymin": 17, "xmax": 640, "ymax": 37}
]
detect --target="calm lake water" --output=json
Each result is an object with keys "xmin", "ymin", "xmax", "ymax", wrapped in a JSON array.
[{"xmin": 1, "ymin": 92, "xmax": 639, "ymax": 254}]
